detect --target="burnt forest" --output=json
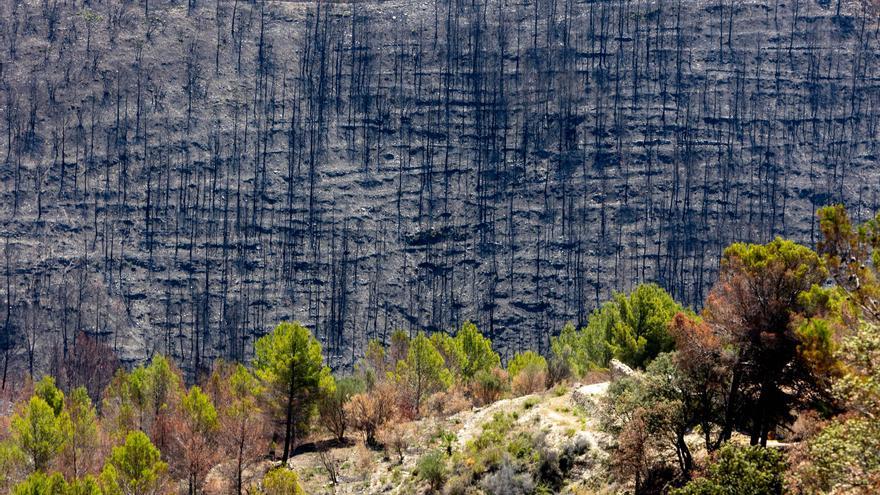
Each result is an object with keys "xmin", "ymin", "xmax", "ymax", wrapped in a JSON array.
[{"xmin": 4, "ymin": 0, "xmax": 879, "ymax": 375}]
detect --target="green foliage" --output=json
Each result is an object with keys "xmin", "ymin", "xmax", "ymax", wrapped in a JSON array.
[
  {"xmin": 60, "ymin": 387, "xmax": 100, "ymax": 478},
  {"xmin": 507, "ymin": 350, "xmax": 547, "ymax": 378},
  {"xmin": 467, "ymin": 412, "xmax": 516, "ymax": 454},
  {"xmin": 11, "ymin": 471, "xmax": 68, "ymax": 495},
  {"xmin": 601, "ymin": 352, "xmax": 714, "ymax": 478},
  {"xmin": 229, "ymin": 363, "xmax": 263, "ymax": 401},
  {"xmin": 397, "ymin": 332, "xmax": 451, "ymax": 415},
  {"xmin": 551, "ymin": 284, "xmax": 683, "ymax": 375},
  {"xmin": 548, "ymin": 323, "xmax": 587, "ymax": 380},
  {"xmin": 103, "ymin": 355, "xmax": 182, "ymax": 437},
  {"xmin": 335, "ymin": 375, "xmax": 365, "ymax": 399},
  {"xmin": 430, "ymin": 332, "xmax": 466, "ymax": 379},
  {"xmin": 438, "ymin": 430, "xmax": 456, "ymax": 456},
  {"xmin": 181, "ymin": 386, "xmax": 218, "ymax": 433},
  {"xmin": 389, "ymin": 329, "xmax": 410, "ymax": 364},
  {"xmin": 707, "ymin": 237, "xmax": 830, "ymax": 446},
  {"xmin": 456, "ymin": 321, "xmax": 500, "ymax": 381},
  {"xmin": 799, "ymin": 416, "xmax": 880, "ymax": 493},
  {"xmin": 259, "ymin": 468, "xmax": 304, "ymax": 495},
  {"xmin": 254, "ymin": 322, "xmax": 330, "ymax": 458},
  {"xmin": 415, "ymin": 450, "xmax": 447, "ymax": 491},
  {"xmin": 11, "ymin": 397, "xmax": 65, "ymax": 472},
  {"xmin": 800, "ymin": 206, "xmax": 880, "ymax": 492},
  {"xmin": 793, "ymin": 322, "xmax": 880, "ymax": 492},
  {"xmin": 794, "ymin": 318, "xmax": 841, "ymax": 381},
  {"xmin": 99, "ymin": 431, "xmax": 166, "ymax": 495},
  {"xmin": 14, "ymin": 474, "xmax": 103, "ymax": 495},
  {"xmin": 35, "ymin": 376, "xmax": 65, "ymax": 417},
  {"xmin": 835, "ymin": 322, "xmax": 880, "ymax": 416},
  {"xmin": 472, "ymin": 368, "xmax": 509, "ymax": 404},
  {"xmin": 671, "ymin": 444, "xmax": 786, "ymax": 495},
  {"xmin": 67, "ymin": 476, "xmax": 102, "ymax": 495},
  {"xmin": 0, "ymin": 441, "xmax": 27, "ymax": 490},
  {"xmin": 608, "ymin": 284, "xmax": 683, "ymax": 367},
  {"xmin": 354, "ymin": 339, "xmax": 387, "ymax": 390},
  {"xmin": 318, "ymin": 374, "xmax": 363, "ymax": 442},
  {"xmin": 722, "ymin": 237, "xmax": 826, "ymax": 282},
  {"xmin": 142, "ymin": 356, "xmax": 182, "ymax": 417}
]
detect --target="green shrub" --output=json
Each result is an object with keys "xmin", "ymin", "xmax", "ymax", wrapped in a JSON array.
[
  {"xmin": 505, "ymin": 432, "xmax": 536, "ymax": 461},
  {"xmin": 472, "ymin": 368, "xmax": 509, "ymax": 405},
  {"xmin": 260, "ymin": 467, "xmax": 305, "ymax": 495},
  {"xmin": 416, "ymin": 450, "xmax": 447, "ymax": 491},
  {"xmin": 672, "ymin": 444, "xmax": 786, "ymax": 495},
  {"xmin": 550, "ymin": 284, "xmax": 683, "ymax": 375},
  {"xmin": 507, "ymin": 351, "xmax": 547, "ymax": 378}
]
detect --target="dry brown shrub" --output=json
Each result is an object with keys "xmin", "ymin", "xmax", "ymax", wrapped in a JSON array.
[
  {"xmin": 471, "ymin": 367, "xmax": 509, "ymax": 406},
  {"xmin": 580, "ymin": 370, "xmax": 611, "ymax": 386},
  {"xmin": 379, "ymin": 422, "xmax": 412, "ymax": 464},
  {"xmin": 354, "ymin": 442, "xmax": 375, "ymax": 480},
  {"xmin": 425, "ymin": 387, "xmax": 472, "ymax": 418},
  {"xmin": 787, "ymin": 410, "xmax": 822, "ymax": 442},
  {"xmin": 345, "ymin": 381, "xmax": 397, "ymax": 446},
  {"xmin": 512, "ymin": 367, "xmax": 547, "ymax": 396}
]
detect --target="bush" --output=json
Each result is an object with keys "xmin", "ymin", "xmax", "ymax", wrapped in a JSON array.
[
  {"xmin": 319, "ymin": 375, "xmax": 364, "ymax": 442},
  {"xmin": 416, "ymin": 450, "xmax": 448, "ymax": 491},
  {"xmin": 793, "ymin": 416, "xmax": 880, "ymax": 493},
  {"xmin": 480, "ymin": 457, "xmax": 534, "ymax": 495},
  {"xmin": 512, "ymin": 366, "xmax": 546, "ymax": 396},
  {"xmin": 442, "ymin": 473, "xmax": 472, "ymax": 495},
  {"xmin": 471, "ymin": 368, "xmax": 509, "ymax": 406},
  {"xmin": 508, "ymin": 351, "xmax": 548, "ymax": 396},
  {"xmin": 354, "ymin": 442, "xmax": 375, "ymax": 480},
  {"xmin": 260, "ymin": 467, "xmax": 305, "ymax": 495},
  {"xmin": 537, "ymin": 448, "xmax": 563, "ymax": 490},
  {"xmin": 672, "ymin": 444, "xmax": 786, "ymax": 495},
  {"xmin": 507, "ymin": 351, "xmax": 547, "ymax": 378},
  {"xmin": 345, "ymin": 382, "xmax": 397, "ymax": 446},
  {"xmin": 378, "ymin": 422, "xmax": 411, "ymax": 464},
  {"xmin": 425, "ymin": 387, "xmax": 472, "ymax": 417}
]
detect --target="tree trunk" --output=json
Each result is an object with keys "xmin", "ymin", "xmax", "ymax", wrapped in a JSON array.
[
  {"xmin": 282, "ymin": 358, "xmax": 296, "ymax": 461},
  {"xmin": 720, "ymin": 361, "xmax": 742, "ymax": 443}
]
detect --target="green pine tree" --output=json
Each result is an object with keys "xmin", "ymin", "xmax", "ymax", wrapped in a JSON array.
[
  {"xmin": 254, "ymin": 322, "xmax": 331, "ymax": 461},
  {"xmin": 99, "ymin": 431, "xmax": 167, "ymax": 495}
]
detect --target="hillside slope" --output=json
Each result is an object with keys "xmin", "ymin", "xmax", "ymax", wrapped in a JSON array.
[{"xmin": 1, "ymin": 0, "xmax": 879, "ymax": 373}]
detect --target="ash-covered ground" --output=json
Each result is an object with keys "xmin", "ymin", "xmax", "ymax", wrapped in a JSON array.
[{"xmin": 1, "ymin": 0, "xmax": 878, "ymax": 375}]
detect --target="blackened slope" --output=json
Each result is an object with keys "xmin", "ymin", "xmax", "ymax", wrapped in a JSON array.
[{"xmin": 0, "ymin": 0, "xmax": 877, "ymax": 373}]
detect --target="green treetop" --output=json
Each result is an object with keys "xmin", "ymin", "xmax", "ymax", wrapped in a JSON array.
[
  {"xmin": 11, "ymin": 396, "xmax": 65, "ymax": 472},
  {"xmin": 507, "ymin": 350, "xmax": 547, "ymax": 378},
  {"xmin": 254, "ymin": 322, "xmax": 331, "ymax": 461},
  {"xmin": 34, "ymin": 376, "xmax": 65, "ymax": 417},
  {"xmin": 12, "ymin": 471, "xmax": 68, "ymax": 495},
  {"xmin": 607, "ymin": 283, "xmax": 683, "ymax": 367},
  {"xmin": 455, "ymin": 321, "xmax": 500, "ymax": 381},
  {"xmin": 181, "ymin": 386, "xmax": 218, "ymax": 434},
  {"xmin": 99, "ymin": 431, "xmax": 167, "ymax": 495},
  {"xmin": 60, "ymin": 387, "xmax": 100, "ymax": 479},
  {"xmin": 429, "ymin": 332, "xmax": 466, "ymax": 380},
  {"xmin": 11, "ymin": 472, "xmax": 102, "ymax": 495},
  {"xmin": 551, "ymin": 283, "xmax": 684, "ymax": 374},
  {"xmin": 397, "ymin": 332, "xmax": 451, "ymax": 415}
]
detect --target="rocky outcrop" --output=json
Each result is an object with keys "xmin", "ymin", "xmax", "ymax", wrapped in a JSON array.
[
  {"xmin": 1, "ymin": 0, "xmax": 878, "ymax": 374},
  {"xmin": 609, "ymin": 359, "xmax": 635, "ymax": 382}
]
